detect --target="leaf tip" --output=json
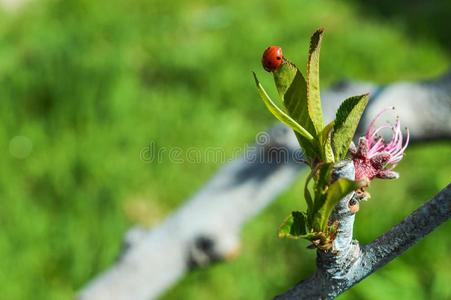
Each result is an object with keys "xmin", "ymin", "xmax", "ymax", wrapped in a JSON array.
[
  {"xmin": 252, "ymin": 71, "xmax": 259, "ymax": 85},
  {"xmin": 309, "ymin": 28, "xmax": 325, "ymax": 52}
]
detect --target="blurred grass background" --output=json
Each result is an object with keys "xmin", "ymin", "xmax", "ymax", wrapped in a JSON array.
[{"xmin": 0, "ymin": 0, "xmax": 450, "ymax": 299}]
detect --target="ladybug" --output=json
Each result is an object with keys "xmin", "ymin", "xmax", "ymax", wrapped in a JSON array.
[{"xmin": 261, "ymin": 46, "xmax": 283, "ymax": 72}]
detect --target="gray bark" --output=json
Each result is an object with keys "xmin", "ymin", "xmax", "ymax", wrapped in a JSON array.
[
  {"xmin": 78, "ymin": 72, "xmax": 451, "ymax": 300},
  {"xmin": 275, "ymin": 183, "xmax": 451, "ymax": 299}
]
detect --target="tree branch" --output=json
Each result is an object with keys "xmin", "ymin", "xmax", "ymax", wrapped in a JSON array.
[
  {"xmin": 360, "ymin": 183, "xmax": 451, "ymax": 282},
  {"xmin": 275, "ymin": 183, "xmax": 451, "ymax": 299}
]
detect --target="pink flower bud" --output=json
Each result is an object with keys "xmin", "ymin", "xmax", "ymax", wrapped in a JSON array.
[{"xmin": 352, "ymin": 107, "xmax": 409, "ymax": 181}]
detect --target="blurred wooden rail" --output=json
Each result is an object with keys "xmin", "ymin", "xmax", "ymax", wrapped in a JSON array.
[{"xmin": 79, "ymin": 72, "xmax": 451, "ymax": 300}]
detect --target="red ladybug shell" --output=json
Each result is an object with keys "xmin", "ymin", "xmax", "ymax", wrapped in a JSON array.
[{"xmin": 261, "ymin": 46, "xmax": 283, "ymax": 72}]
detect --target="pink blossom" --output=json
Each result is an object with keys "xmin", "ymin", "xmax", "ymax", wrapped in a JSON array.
[{"xmin": 351, "ymin": 107, "xmax": 410, "ymax": 182}]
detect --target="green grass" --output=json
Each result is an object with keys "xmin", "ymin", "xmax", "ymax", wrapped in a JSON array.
[{"xmin": 0, "ymin": 0, "xmax": 449, "ymax": 299}]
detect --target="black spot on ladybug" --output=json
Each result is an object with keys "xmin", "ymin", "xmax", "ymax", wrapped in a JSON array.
[{"xmin": 276, "ymin": 56, "xmax": 281, "ymax": 60}]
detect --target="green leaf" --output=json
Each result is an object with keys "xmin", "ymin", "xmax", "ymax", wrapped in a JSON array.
[
  {"xmin": 304, "ymin": 171, "xmax": 314, "ymax": 214},
  {"xmin": 306, "ymin": 28, "xmax": 325, "ymax": 133},
  {"xmin": 333, "ymin": 94, "xmax": 369, "ymax": 160},
  {"xmin": 294, "ymin": 132, "xmax": 317, "ymax": 163},
  {"xmin": 253, "ymin": 72, "xmax": 314, "ymax": 142},
  {"xmin": 315, "ymin": 178, "xmax": 360, "ymax": 231},
  {"xmin": 273, "ymin": 62, "xmax": 316, "ymax": 134},
  {"xmin": 312, "ymin": 163, "xmax": 333, "ymax": 214},
  {"xmin": 320, "ymin": 121, "xmax": 335, "ymax": 163},
  {"xmin": 272, "ymin": 60, "xmax": 298, "ymax": 98},
  {"xmin": 317, "ymin": 163, "xmax": 333, "ymax": 190},
  {"xmin": 272, "ymin": 62, "xmax": 317, "ymax": 160},
  {"xmin": 278, "ymin": 211, "xmax": 308, "ymax": 239}
]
